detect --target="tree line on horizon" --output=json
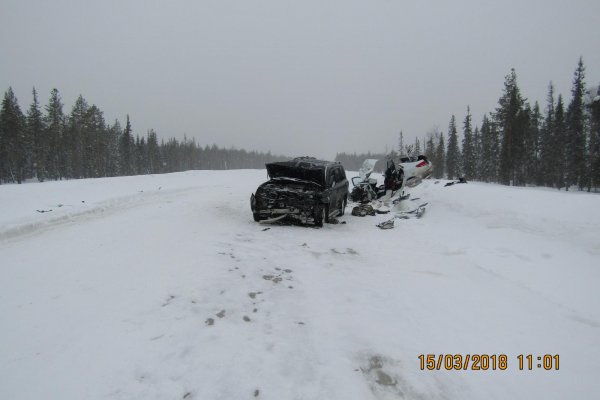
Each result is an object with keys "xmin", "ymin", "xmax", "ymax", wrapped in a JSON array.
[
  {"xmin": 336, "ymin": 58, "xmax": 600, "ymax": 191},
  {"xmin": 2, "ymin": 58, "xmax": 599, "ymax": 190},
  {"xmin": 0, "ymin": 88, "xmax": 287, "ymax": 184}
]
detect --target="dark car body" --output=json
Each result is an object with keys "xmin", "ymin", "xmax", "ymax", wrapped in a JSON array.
[{"xmin": 250, "ymin": 157, "xmax": 349, "ymax": 226}]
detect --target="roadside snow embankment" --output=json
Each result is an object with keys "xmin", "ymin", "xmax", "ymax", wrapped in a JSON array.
[
  {"xmin": 0, "ymin": 170, "xmax": 265, "ymax": 240},
  {"xmin": 418, "ymin": 180, "xmax": 600, "ymax": 317}
]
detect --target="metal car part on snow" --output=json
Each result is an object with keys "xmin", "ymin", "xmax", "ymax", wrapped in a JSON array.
[{"xmin": 250, "ymin": 157, "xmax": 349, "ymax": 227}]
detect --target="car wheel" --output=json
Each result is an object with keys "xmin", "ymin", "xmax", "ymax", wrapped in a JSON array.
[
  {"xmin": 314, "ymin": 206, "xmax": 327, "ymax": 227},
  {"xmin": 253, "ymin": 212, "xmax": 261, "ymax": 222},
  {"xmin": 340, "ymin": 196, "xmax": 347, "ymax": 216}
]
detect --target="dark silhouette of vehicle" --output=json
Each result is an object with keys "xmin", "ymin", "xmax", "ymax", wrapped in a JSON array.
[{"xmin": 250, "ymin": 157, "xmax": 349, "ymax": 227}]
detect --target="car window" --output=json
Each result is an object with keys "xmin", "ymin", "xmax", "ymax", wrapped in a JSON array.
[
  {"xmin": 329, "ymin": 167, "xmax": 338, "ymax": 187},
  {"xmin": 337, "ymin": 167, "xmax": 345, "ymax": 183},
  {"xmin": 326, "ymin": 166, "xmax": 345, "ymax": 187},
  {"xmin": 334, "ymin": 167, "xmax": 343, "ymax": 185}
]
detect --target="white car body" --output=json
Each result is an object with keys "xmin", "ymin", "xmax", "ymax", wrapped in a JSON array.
[{"xmin": 399, "ymin": 155, "xmax": 433, "ymax": 182}]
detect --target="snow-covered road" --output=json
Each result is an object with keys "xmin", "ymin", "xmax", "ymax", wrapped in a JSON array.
[{"xmin": 1, "ymin": 170, "xmax": 599, "ymax": 400}]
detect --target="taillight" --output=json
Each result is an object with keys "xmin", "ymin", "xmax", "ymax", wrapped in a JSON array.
[{"xmin": 416, "ymin": 161, "xmax": 427, "ymax": 168}]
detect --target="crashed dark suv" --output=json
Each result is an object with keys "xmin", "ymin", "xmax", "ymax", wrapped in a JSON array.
[{"xmin": 250, "ymin": 157, "xmax": 349, "ymax": 227}]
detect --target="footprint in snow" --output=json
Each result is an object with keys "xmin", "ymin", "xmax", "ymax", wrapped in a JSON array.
[
  {"xmin": 359, "ymin": 354, "xmax": 434, "ymax": 399},
  {"xmin": 331, "ymin": 248, "xmax": 359, "ymax": 255},
  {"xmin": 263, "ymin": 274, "xmax": 286, "ymax": 284},
  {"xmin": 161, "ymin": 295, "xmax": 175, "ymax": 307}
]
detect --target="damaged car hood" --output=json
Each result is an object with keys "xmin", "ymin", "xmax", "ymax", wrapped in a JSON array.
[
  {"xmin": 266, "ymin": 163, "xmax": 326, "ymax": 187},
  {"xmin": 269, "ymin": 177, "xmax": 321, "ymax": 187}
]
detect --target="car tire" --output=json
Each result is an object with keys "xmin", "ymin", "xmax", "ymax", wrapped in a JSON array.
[
  {"xmin": 314, "ymin": 206, "xmax": 327, "ymax": 227},
  {"xmin": 253, "ymin": 212, "xmax": 261, "ymax": 222},
  {"xmin": 340, "ymin": 196, "xmax": 347, "ymax": 216}
]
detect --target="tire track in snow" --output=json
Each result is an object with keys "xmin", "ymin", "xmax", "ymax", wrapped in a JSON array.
[{"xmin": 0, "ymin": 186, "xmax": 203, "ymax": 243}]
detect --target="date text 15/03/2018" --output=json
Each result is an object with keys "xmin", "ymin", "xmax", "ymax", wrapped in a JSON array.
[{"xmin": 418, "ymin": 354, "xmax": 560, "ymax": 371}]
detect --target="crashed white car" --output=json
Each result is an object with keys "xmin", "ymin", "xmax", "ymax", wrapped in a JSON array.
[
  {"xmin": 399, "ymin": 155, "xmax": 433, "ymax": 186},
  {"xmin": 349, "ymin": 156, "xmax": 433, "ymax": 201}
]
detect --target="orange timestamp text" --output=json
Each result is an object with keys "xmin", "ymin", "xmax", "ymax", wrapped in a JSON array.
[{"xmin": 418, "ymin": 354, "xmax": 559, "ymax": 371}]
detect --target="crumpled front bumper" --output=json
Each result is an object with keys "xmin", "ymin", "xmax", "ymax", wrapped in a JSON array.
[{"xmin": 251, "ymin": 193, "xmax": 318, "ymax": 219}]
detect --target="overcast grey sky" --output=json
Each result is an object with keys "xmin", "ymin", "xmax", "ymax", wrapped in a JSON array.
[{"xmin": 1, "ymin": 0, "xmax": 599, "ymax": 160}]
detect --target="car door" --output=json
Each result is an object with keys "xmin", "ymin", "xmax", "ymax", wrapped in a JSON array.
[
  {"xmin": 338, "ymin": 166, "xmax": 349, "ymax": 197},
  {"xmin": 324, "ymin": 167, "xmax": 335, "ymax": 209},
  {"xmin": 329, "ymin": 166, "xmax": 345, "ymax": 208}
]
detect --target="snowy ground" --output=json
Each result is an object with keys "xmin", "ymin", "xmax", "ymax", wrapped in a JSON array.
[{"xmin": 1, "ymin": 170, "xmax": 599, "ymax": 400}]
